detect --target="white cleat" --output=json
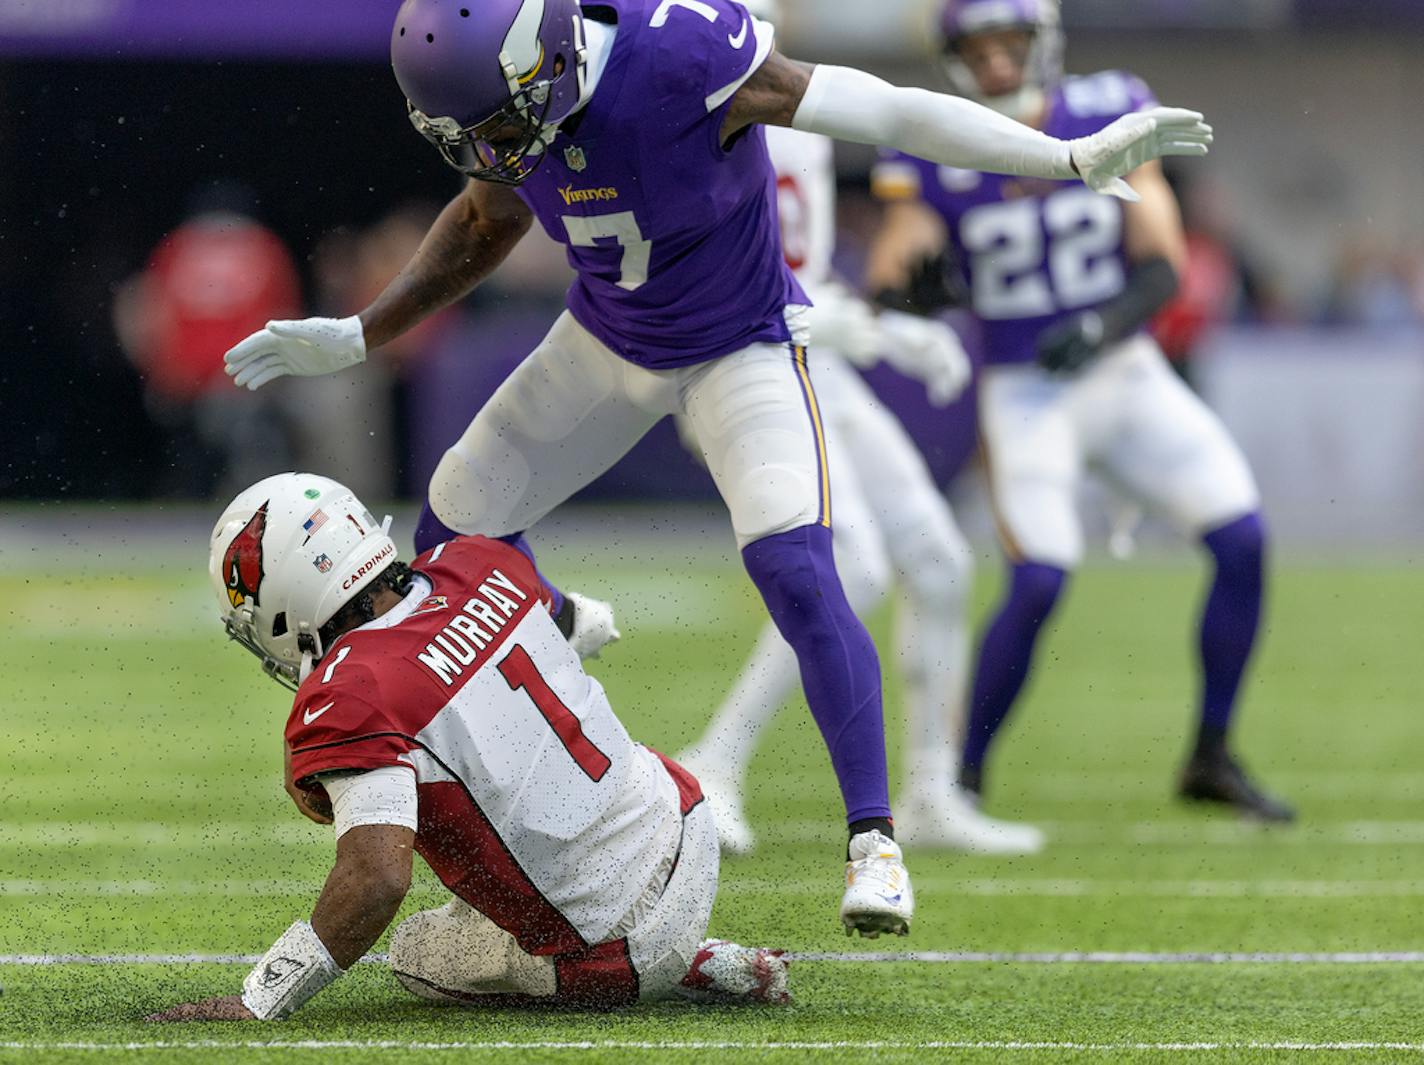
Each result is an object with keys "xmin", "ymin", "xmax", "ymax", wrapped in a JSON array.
[
  {"xmin": 678, "ymin": 940, "xmax": 791, "ymax": 1005},
  {"xmin": 566, "ymin": 590, "xmax": 621, "ymax": 659},
  {"xmin": 676, "ymin": 748, "xmax": 756, "ymax": 856},
  {"xmin": 840, "ymin": 830, "xmax": 914, "ymax": 938},
  {"xmin": 895, "ymin": 788, "xmax": 1046, "ymax": 856}
]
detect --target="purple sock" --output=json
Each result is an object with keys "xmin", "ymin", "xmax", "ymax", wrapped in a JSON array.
[
  {"xmin": 413, "ymin": 503, "xmax": 565, "ymax": 616},
  {"xmin": 963, "ymin": 562, "xmax": 1067, "ymax": 774},
  {"xmin": 741, "ymin": 524, "xmax": 890, "ymax": 824},
  {"xmin": 413, "ymin": 501, "xmax": 461, "ymax": 555},
  {"xmin": 1197, "ymin": 512, "xmax": 1266, "ymax": 749},
  {"xmin": 497, "ymin": 532, "xmax": 566, "ymax": 618}
]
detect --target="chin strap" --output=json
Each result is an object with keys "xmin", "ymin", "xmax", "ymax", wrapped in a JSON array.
[{"xmin": 296, "ymin": 622, "xmax": 324, "ymax": 686}]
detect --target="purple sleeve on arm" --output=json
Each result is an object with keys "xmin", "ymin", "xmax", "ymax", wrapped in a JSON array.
[{"xmin": 649, "ymin": 0, "xmax": 773, "ymax": 130}]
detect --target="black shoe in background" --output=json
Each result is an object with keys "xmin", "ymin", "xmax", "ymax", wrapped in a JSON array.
[
  {"xmin": 958, "ymin": 763, "xmax": 984, "ymax": 802},
  {"xmin": 1178, "ymin": 750, "xmax": 1296, "ymax": 823}
]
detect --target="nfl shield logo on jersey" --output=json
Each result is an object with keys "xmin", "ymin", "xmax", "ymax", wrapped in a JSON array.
[
  {"xmin": 312, "ymin": 553, "xmax": 333, "ymax": 574},
  {"xmin": 564, "ymin": 146, "xmax": 588, "ymax": 173}
]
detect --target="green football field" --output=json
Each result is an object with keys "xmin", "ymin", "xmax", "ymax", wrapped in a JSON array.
[{"xmin": 3, "ymin": 510, "xmax": 1423, "ymax": 1063}]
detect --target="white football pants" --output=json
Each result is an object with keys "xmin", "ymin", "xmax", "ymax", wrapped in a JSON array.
[
  {"xmin": 979, "ymin": 335, "xmax": 1260, "ymax": 569},
  {"xmin": 428, "ymin": 310, "xmax": 827, "ymax": 550},
  {"xmin": 389, "ymin": 800, "xmax": 718, "ymax": 1004},
  {"xmin": 690, "ymin": 354, "xmax": 974, "ymax": 796}
]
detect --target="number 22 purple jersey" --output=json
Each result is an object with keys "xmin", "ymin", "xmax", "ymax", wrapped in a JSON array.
[
  {"xmin": 873, "ymin": 71, "xmax": 1158, "ymax": 367},
  {"xmin": 515, "ymin": 0, "xmax": 807, "ymax": 370}
]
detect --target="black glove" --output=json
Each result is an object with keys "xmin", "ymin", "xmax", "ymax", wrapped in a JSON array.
[
  {"xmin": 1037, "ymin": 310, "xmax": 1107, "ymax": 373},
  {"xmin": 1035, "ymin": 256, "xmax": 1179, "ymax": 374},
  {"xmin": 874, "ymin": 249, "xmax": 968, "ymax": 318}
]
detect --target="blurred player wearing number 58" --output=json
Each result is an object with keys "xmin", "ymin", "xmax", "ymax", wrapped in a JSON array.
[
  {"xmin": 867, "ymin": 0, "xmax": 1292, "ymax": 820},
  {"xmin": 147, "ymin": 473, "xmax": 787, "ymax": 1022}
]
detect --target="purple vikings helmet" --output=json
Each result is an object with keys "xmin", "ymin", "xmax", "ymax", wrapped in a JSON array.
[
  {"xmin": 938, "ymin": 0, "xmax": 1063, "ymax": 116},
  {"xmin": 392, "ymin": 0, "xmax": 588, "ymax": 185}
]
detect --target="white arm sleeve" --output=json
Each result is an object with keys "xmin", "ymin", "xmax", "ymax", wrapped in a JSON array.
[
  {"xmin": 319, "ymin": 765, "xmax": 419, "ymax": 839},
  {"xmin": 791, "ymin": 65, "xmax": 1076, "ymax": 181}
]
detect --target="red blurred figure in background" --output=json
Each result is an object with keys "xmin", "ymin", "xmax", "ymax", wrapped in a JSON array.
[
  {"xmin": 115, "ymin": 183, "xmax": 301, "ymax": 496},
  {"xmin": 1151, "ymin": 229, "xmax": 1239, "ymax": 389}
]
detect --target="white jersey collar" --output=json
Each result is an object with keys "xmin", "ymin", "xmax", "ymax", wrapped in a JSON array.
[
  {"xmin": 356, "ymin": 574, "xmax": 433, "ymax": 635},
  {"xmin": 573, "ymin": 18, "xmax": 616, "ymax": 114}
]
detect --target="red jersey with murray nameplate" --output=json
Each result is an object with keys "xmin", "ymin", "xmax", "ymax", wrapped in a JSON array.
[{"xmin": 285, "ymin": 535, "xmax": 692, "ymax": 957}]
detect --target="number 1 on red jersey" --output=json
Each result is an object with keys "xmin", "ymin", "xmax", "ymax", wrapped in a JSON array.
[{"xmin": 498, "ymin": 644, "xmax": 612, "ymax": 782}]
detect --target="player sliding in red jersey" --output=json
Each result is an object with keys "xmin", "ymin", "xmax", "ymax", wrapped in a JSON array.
[{"xmin": 147, "ymin": 472, "xmax": 786, "ymax": 1023}]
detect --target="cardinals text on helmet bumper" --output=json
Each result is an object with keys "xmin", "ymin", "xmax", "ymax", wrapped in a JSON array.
[{"xmin": 342, "ymin": 543, "xmax": 397, "ymax": 591}]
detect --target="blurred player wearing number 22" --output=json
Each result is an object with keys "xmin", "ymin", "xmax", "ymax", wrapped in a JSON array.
[
  {"xmin": 867, "ymin": 0, "xmax": 1291, "ymax": 820},
  {"xmin": 222, "ymin": 0, "xmax": 1214, "ymax": 937}
]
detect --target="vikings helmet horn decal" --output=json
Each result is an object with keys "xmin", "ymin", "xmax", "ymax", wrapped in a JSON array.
[{"xmin": 224, "ymin": 501, "xmax": 269, "ymax": 608}]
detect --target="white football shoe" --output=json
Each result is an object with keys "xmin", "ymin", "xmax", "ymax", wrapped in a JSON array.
[
  {"xmin": 565, "ymin": 590, "xmax": 621, "ymax": 659},
  {"xmin": 840, "ymin": 830, "xmax": 913, "ymax": 938},
  {"xmin": 678, "ymin": 940, "xmax": 791, "ymax": 1005},
  {"xmin": 895, "ymin": 788, "xmax": 1046, "ymax": 856},
  {"xmin": 676, "ymin": 747, "xmax": 756, "ymax": 855}
]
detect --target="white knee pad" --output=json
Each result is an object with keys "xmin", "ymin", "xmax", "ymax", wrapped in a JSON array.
[
  {"xmin": 389, "ymin": 897, "xmax": 556, "ymax": 1002},
  {"xmin": 427, "ymin": 442, "xmax": 529, "ymax": 539},
  {"xmin": 722, "ymin": 456, "xmax": 825, "ymax": 547}
]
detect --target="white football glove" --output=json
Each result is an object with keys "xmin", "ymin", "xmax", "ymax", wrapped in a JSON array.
[
  {"xmin": 1069, "ymin": 107, "xmax": 1213, "ymax": 202},
  {"xmin": 224, "ymin": 315, "xmax": 367, "ymax": 391},
  {"xmin": 875, "ymin": 311, "xmax": 973, "ymax": 406},
  {"xmin": 566, "ymin": 591, "xmax": 621, "ymax": 660},
  {"xmin": 803, "ymin": 283, "xmax": 883, "ymax": 365}
]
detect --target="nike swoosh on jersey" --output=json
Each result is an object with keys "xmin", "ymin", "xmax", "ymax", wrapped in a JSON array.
[
  {"xmin": 728, "ymin": 16, "xmax": 749, "ymax": 48},
  {"xmin": 303, "ymin": 701, "xmax": 335, "ymax": 725}
]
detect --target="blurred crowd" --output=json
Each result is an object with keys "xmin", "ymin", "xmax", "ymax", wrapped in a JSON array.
[
  {"xmin": 109, "ymin": 183, "xmax": 573, "ymax": 503},
  {"xmin": 108, "ymin": 165, "xmax": 1424, "ymax": 503}
]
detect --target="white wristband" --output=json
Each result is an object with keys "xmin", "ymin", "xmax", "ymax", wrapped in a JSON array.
[
  {"xmin": 241, "ymin": 920, "xmax": 344, "ymax": 1020},
  {"xmin": 792, "ymin": 65, "xmax": 1075, "ymax": 181}
]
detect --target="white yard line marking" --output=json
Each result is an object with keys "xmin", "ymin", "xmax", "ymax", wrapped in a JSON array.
[
  {"xmin": 1, "ymin": 1040, "xmax": 1423, "ymax": 1052},
  {"xmin": 0, "ymin": 823, "xmax": 328, "ymax": 847},
  {"xmin": 0, "ymin": 880, "xmax": 330, "ymax": 896},
  {"xmin": 13, "ymin": 819, "xmax": 1424, "ymax": 854},
  {"xmin": 13, "ymin": 818, "xmax": 1424, "ymax": 851},
  {"xmin": 789, "ymin": 951, "xmax": 1424, "ymax": 964},
  {"xmin": 766, "ymin": 819, "xmax": 1424, "ymax": 847},
  {"xmin": 6, "ymin": 951, "xmax": 1424, "ymax": 966},
  {"xmin": 728, "ymin": 878, "xmax": 1424, "ymax": 898},
  {"xmin": 12, "ymin": 877, "xmax": 1424, "ymax": 899}
]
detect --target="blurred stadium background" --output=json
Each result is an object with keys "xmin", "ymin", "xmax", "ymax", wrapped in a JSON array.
[
  {"xmin": 3, "ymin": 0, "xmax": 1423, "ymax": 545},
  {"xmin": 3, "ymin": 0, "xmax": 1424, "ymax": 1057}
]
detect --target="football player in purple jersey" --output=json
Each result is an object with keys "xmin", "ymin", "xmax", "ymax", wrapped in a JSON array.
[
  {"xmin": 223, "ymin": 0, "xmax": 1216, "ymax": 936},
  {"xmin": 867, "ymin": 0, "xmax": 1292, "ymax": 822}
]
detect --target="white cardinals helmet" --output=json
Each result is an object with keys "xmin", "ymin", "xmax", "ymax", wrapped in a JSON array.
[{"xmin": 209, "ymin": 473, "xmax": 399, "ymax": 689}]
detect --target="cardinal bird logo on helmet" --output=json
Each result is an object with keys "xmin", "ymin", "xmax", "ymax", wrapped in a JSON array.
[{"xmin": 224, "ymin": 502, "xmax": 269, "ymax": 608}]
